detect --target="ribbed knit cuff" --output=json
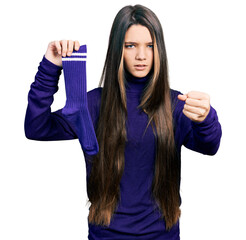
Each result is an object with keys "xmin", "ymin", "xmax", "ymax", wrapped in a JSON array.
[
  {"xmin": 62, "ymin": 45, "xmax": 87, "ymax": 110},
  {"xmin": 191, "ymin": 106, "xmax": 217, "ymax": 128},
  {"xmin": 41, "ymin": 55, "xmax": 63, "ymax": 76},
  {"xmin": 34, "ymin": 56, "xmax": 62, "ymax": 89}
]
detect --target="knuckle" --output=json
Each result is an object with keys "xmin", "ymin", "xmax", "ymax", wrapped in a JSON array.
[
  {"xmin": 187, "ymin": 91, "xmax": 194, "ymax": 97},
  {"xmin": 69, "ymin": 40, "xmax": 74, "ymax": 51},
  {"xmin": 193, "ymin": 115, "xmax": 199, "ymax": 121},
  {"xmin": 200, "ymin": 109, "xmax": 206, "ymax": 116},
  {"xmin": 184, "ymin": 104, "xmax": 189, "ymax": 111},
  {"xmin": 62, "ymin": 40, "xmax": 67, "ymax": 47},
  {"xmin": 204, "ymin": 93, "xmax": 210, "ymax": 101},
  {"xmin": 56, "ymin": 42, "xmax": 61, "ymax": 49},
  {"xmin": 75, "ymin": 41, "xmax": 79, "ymax": 48},
  {"xmin": 203, "ymin": 102, "xmax": 209, "ymax": 110},
  {"xmin": 185, "ymin": 98, "xmax": 190, "ymax": 105}
]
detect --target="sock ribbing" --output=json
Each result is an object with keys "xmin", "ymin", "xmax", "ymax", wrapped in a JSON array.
[
  {"xmin": 62, "ymin": 45, "xmax": 87, "ymax": 111},
  {"xmin": 61, "ymin": 45, "xmax": 99, "ymax": 155}
]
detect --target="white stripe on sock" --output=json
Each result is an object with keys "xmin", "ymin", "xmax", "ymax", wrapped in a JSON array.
[
  {"xmin": 62, "ymin": 58, "xmax": 86, "ymax": 61},
  {"xmin": 71, "ymin": 53, "xmax": 87, "ymax": 56}
]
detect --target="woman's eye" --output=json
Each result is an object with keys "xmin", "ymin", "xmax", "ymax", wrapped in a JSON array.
[
  {"xmin": 148, "ymin": 44, "xmax": 153, "ymax": 48},
  {"xmin": 125, "ymin": 45, "xmax": 134, "ymax": 48}
]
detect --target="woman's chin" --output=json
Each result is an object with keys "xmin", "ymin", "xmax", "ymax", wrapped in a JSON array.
[{"xmin": 131, "ymin": 71, "xmax": 149, "ymax": 78}]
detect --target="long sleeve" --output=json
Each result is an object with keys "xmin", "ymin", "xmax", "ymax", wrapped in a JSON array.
[
  {"xmin": 24, "ymin": 56, "xmax": 77, "ymax": 140},
  {"xmin": 183, "ymin": 106, "xmax": 222, "ymax": 155},
  {"xmin": 172, "ymin": 90, "xmax": 222, "ymax": 155}
]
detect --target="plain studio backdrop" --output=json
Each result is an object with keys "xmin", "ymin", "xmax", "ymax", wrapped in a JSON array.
[{"xmin": 0, "ymin": 0, "xmax": 245, "ymax": 239}]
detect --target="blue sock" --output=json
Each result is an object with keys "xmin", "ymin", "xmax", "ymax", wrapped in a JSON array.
[{"xmin": 61, "ymin": 45, "xmax": 99, "ymax": 155}]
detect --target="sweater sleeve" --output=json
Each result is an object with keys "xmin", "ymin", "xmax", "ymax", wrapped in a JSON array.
[
  {"xmin": 24, "ymin": 55, "xmax": 78, "ymax": 140},
  {"xmin": 172, "ymin": 90, "xmax": 222, "ymax": 155}
]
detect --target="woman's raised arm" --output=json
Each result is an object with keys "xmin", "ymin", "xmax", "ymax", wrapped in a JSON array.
[
  {"xmin": 24, "ymin": 40, "xmax": 80, "ymax": 141},
  {"xmin": 24, "ymin": 40, "xmax": 99, "ymax": 156}
]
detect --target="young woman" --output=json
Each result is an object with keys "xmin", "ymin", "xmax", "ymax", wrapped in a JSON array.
[{"xmin": 24, "ymin": 4, "xmax": 222, "ymax": 240}]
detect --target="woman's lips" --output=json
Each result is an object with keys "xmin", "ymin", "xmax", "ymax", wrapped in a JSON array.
[{"xmin": 134, "ymin": 64, "xmax": 147, "ymax": 71}]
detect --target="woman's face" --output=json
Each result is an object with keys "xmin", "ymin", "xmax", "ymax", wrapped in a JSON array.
[{"xmin": 123, "ymin": 24, "xmax": 154, "ymax": 78}]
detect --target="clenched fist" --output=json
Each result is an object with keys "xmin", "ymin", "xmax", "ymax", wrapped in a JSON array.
[
  {"xmin": 44, "ymin": 40, "xmax": 80, "ymax": 67},
  {"xmin": 178, "ymin": 91, "xmax": 210, "ymax": 123}
]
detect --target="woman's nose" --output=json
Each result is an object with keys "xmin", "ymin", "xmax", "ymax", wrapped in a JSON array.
[{"xmin": 135, "ymin": 47, "xmax": 146, "ymax": 60}]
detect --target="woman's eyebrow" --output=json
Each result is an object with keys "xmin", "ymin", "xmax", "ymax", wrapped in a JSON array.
[
  {"xmin": 124, "ymin": 41, "xmax": 153, "ymax": 44},
  {"xmin": 125, "ymin": 41, "xmax": 137, "ymax": 44}
]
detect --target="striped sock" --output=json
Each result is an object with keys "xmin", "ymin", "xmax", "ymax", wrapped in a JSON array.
[{"xmin": 61, "ymin": 45, "xmax": 99, "ymax": 155}]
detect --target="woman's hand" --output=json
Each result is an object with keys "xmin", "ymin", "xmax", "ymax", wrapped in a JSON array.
[
  {"xmin": 178, "ymin": 91, "xmax": 210, "ymax": 123},
  {"xmin": 44, "ymin": 40, "xmax": 80, "ymax": 67}
]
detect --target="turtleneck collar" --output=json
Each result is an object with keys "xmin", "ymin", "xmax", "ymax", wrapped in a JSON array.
[{"xmin": 124, "ymin": 70, "xmax": 152, "ymax": 96}]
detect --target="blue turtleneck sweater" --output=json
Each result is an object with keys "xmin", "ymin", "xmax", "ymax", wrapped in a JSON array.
[{"xmin": 24, "ymin": 55, "xmax": 222, "ymax": 240}]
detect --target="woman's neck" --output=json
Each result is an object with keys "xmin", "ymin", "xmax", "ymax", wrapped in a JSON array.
[{"xmin": 124, "ymin": 70, "xmax": 151, "ymax": 94}]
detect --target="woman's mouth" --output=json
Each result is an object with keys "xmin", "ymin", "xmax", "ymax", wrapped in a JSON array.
[{"xmin": 134, "ymin": 64, "xmax": 147, "ymax": 71}]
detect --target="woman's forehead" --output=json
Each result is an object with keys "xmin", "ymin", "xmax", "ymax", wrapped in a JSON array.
[{"xmin": 124, "ymin": 25, "xmax": 152, "ymax": 43}]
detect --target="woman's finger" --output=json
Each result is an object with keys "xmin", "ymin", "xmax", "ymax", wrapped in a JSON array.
[
  {"xmin": 177, "ymin": 94, "xmax": 187, "ymax": 101},
  {"xmin": 67, "ymin": 40, "xmax": 74, "ymax": 56},
  {"xmin": 184, "ymin": 104, "xmax": 207, "ymax": 116},
  {"xmin": 60, "ymin": 39, "xmax": 68, "ymax": 57},
  {"xmin": 55, "ymin": 40, "xmax": 62, "ymax": 55},
  {"xmin": 187, "ymin": 91, "xmax": 210, "ymax": 101},
  {"xmin": 74, "ymin": 40, "xmax": 80, "ymax": 51},
  {"xmin": 185, "ymin": 98, "xmax": 209, "ymax": 109},
  {"xmin": 182, "ymin": 109, "xmax": 201, "ymax": 122}
]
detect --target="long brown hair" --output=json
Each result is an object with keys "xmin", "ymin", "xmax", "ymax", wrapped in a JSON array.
[{"xmin": 87, "ymin": 4, "xmax": 181, "ymax": 231}]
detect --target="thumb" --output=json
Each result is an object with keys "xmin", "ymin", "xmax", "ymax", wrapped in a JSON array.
[{"xmin": 178, "ymin": 94, "xmax": 187, "ymax": 101}]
